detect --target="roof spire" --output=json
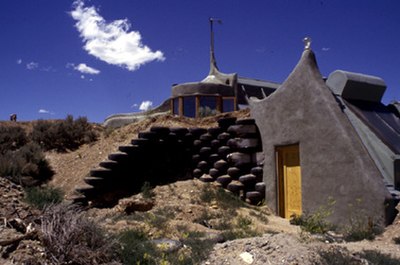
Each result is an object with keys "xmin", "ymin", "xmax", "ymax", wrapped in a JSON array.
[
  {"xmin": 303, "ymin": 36, "xmax": 312, "ymax": 50},
  {"xmin": 209, "ymin": 18, "xmax": 222, "ymax": 74}
]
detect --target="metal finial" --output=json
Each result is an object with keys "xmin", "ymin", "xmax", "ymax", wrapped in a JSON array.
[{"xmin": 303, "ymin": 37, "xmax": 312, "ymax": 50}]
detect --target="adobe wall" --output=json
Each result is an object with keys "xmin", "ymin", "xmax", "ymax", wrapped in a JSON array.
[{"xmin": 250, "ymin": 50, "xmax": 390, "ymax": 226}]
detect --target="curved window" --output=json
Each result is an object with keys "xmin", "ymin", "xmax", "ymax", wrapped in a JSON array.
[
  {"xmin": 222, "ymin": 97, "xmax": 235, "ymax": 112},
  {"xmin": 172, "ymin": 98, "xmax": 179, "ymax": 115},
  {"xmin": 199, "ymin": 96, "xmax": 218, "ymax": 117},
  {"xmin": 183, "ymin": 96, "xmax": 196, "ymax": 117}
]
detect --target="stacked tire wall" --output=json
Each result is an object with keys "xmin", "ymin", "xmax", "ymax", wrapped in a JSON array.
[
  {"xmin": 77, "ymin": 117, "xmax": 265, "ymax": 207},
  {"xmin": 191, "ymin": 118, "xmax": 265, "ymax": 205}
]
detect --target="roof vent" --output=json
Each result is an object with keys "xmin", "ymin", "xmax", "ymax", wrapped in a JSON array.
[{"xmin": 326, "ymin": 70, "xmax": 386, "ymax": 102}]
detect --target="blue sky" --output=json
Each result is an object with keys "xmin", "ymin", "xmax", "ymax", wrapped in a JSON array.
[{"xmin": 1, "ymin": 0, "xmax": 399, "ymax": 123}]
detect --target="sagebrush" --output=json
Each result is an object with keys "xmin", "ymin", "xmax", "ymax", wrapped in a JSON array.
[
  {"xmin": 31, "ymin": 115, "xmax": 98, "ymax": 152},
  {"xmin": 41, "ymin": 204, "xmax": 119, "ymax": 265}
]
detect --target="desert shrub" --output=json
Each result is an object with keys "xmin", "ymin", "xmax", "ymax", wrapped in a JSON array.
[
  {"xmin": 290, "ymin": 198, "xmax": 335, "ymax": 234},
  {"xmin": 0, "ymin": 142, "xmax": 54, "ymax": 186},
  {"xmin": 343, "ymin": 216, "xmax": 381, "ymax": 242},
  {"xmin": 31, "ymin": 115, "xmax": 97, "ymax": 152},
  {"xmin": 221, "ymin": 215, "xmax": 261, "ymax": 240},
  {"xmin": 24, "ymin": 186, "xmax": 63, "ymax": 210},
  {"xmin": 200, "ymin": 184, "xmax": 246, "ymax": 209},
  {"xmin": 141, "ymin": 181, "xmax": 155, "ymax": 199},
  {"xmin": 41, "ymin": 204, "xmax": 119, "ymax": 265},
  {"xmin": 118, "ymin": 229, "xmax": 157, "ymax": 265},
  {"xmin": 0, "ymin": 125, "xmax": 28, "ymax": 154},
  {"xmin": 318, "ymin": 247, "xmax": 358, "ymax": 265},
  {"xmin": 358, "ymin": 250, "xmax": 400, "ymax": 265},
  {"xmin": 343, "ymin": 199, "xmax": 383, "ymax": 241}
]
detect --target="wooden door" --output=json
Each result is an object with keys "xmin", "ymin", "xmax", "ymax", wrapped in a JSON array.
[{"xmin": 276, "ymin": 144, "xmax": 302, "ymax": 219}]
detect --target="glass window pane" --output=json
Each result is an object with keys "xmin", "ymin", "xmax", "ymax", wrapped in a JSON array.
[
  {"xmin": 223, "ymin": 98, "xmax": 235, "ymax": 112},
  {"xmin": 199, "ymin": 96, "xmax": 218, "ymax": 117},
  {"xmin": 183, "ymin": 97, "xmax": 196, "ymax": 118},
  {"xmin": 173, "ymin": 98, "xmax": 179, "ymax": 115}
]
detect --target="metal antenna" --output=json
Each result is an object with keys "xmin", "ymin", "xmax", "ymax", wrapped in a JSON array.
[{"xmin": 209, "ymin": 18, "xmax": 222, "ymax": 71}]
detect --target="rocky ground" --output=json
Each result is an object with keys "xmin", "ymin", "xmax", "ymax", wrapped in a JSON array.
[{"xmin": 1, "ymin": 111, "xmax": 400, "ymax": 264}]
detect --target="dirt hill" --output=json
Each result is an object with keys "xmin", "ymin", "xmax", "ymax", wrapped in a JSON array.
[{"xmin": 2, "ymin": 110, "xmax": 400, "ymax": 264}]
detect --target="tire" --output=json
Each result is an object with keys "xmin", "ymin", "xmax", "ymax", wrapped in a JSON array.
[
  {"xmin": 251, "ymin": 166, "xmax": 263, "ymax": 179},
  {"xmin": 189, "ymin": 128, "xmax": 208, "ymax": 138},
  {"xmin": 200, "ymin": 174, "xmax": 214, "ymax": 182},
  {"xmin": 227, "ymin": 181, "xmax": 244, "ymax": 194},
  {"xmin": 90, "ymin": 168, "xmax": 113, "ymax": 178},
  {"xmin": 236, "ymin": 118, "xmax": 256, "ymax": 125},
  {"xmin": 239, "ymin": 174, "xmax": 257, "ymax": 185},
  {"xmin": 192, "ymin": 168, "xmax": 203, "ymax": 178},
  {"xmin": 200, "ymin": 133, "xmax": 213, "ymax": 142},
  {"xmin": 170, "ymin": 127, "xmax": 189, "ymax": 137},
  {"xmin": 208, "ymin": 127, "xmax": 223, "ymax": 136},
  {"xmin": 216, "ymin": 175, "xmax": 232, "ymax": 187},
  {"xmin": 150, "ymin": 126, "xmax": 170, "ymax": 135},
  {"xmin": 138, "ymin": 131, "xmax": 158, "ymax": 140},
  {"xmin": 208, "ymin": 154, "xmax": 220, "ymax": 164},
  {"xmin": 197, "ymin": 161, "xmax": 209, "ymax": 172},
  {"xmin": 209, "ymin": 168, "xmax": 220, "ymax": 178},
  {"xmin": 214, "ymin": 160, "xmax": 228, "ymax": 173},
  {"xmin": 217, "ymin": 117, "xmax": 237, "ymax": 128},
  {"xmin": 108, "ymin": 152, "xmax": 129, "ymax": 163},
  {"xmin": 255, "ymin": 182, "xmax": 266, "ymax": 193},
  {"xmin": 227, "ymin": 167, "xmax": 241, "ymax": 179},
  {"xmin": 199, "ymin": 147, "xmax": 212, "ymax": 158},
  {"xmin": 245, "ymin": 191, "xmax": 264, "ymax": 205},
  {"xmin": 218, "ymin": 146, "xmax": 231, "ymax": 158},
  {"xmin": 217, "ymin": 132, "xmax": 232, "ymax": 144}
]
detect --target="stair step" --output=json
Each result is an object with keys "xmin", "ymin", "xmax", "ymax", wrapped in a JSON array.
[
  {"xmin": 90, "ymin": 168, "xmax": 113, "ymax": 178},
  {"xmin": 84, "ymin": 177, "xmax": 106, "ymax": 186},
  {"xmin": 99, "ymin": 160, "xmax": 119, "ymax": 170},
  {"xmin": 118, "ymin": 145, "xmax": 140, "ymax": 155},
  {"xmin": 108, "ymin": 152, "xmax": 129, "ymax": 162}
]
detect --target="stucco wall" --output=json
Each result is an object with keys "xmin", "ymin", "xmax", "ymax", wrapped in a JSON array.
[{"xmin": 250, "ymin": 50, "xmax": 390, "ymax": 226}]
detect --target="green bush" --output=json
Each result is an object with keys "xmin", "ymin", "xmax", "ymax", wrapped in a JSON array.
[
  {"xmin": 343, "ymin": 199, "xmax": 383, "ymax": 241},
  {"xmin": 24, "ymin": 186, "xmax": 63, "ymax": 210},
  {"xmin": 141, "ymin": 181, "xmax": 155, "ymax": 199},
  {"xmin": 0, "ymin": 126, "xmax": 28, "ymax": 154},
  {"xmin": 0, "ymin": 142, "xmax": 54, "ymax": 186},
  {"xmin": 343, "ymin": 217, "xmax": 381, "ymax": 242},
  {"xmin": 31, "ymin": 115, "xmax": 97, "ymax": 152},
  {"xmin": 118, "ymin": 229, "xmax": 158, "ymax": 265},
  {"xmin": 290, "ymin": 198, "xmax": 335, "ymax": 234}
]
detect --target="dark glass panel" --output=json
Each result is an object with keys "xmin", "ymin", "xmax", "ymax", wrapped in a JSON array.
[
  {"xmin": 183, "ymin": 96, "xmax": 196, "ymax": 118},
  {"xmin": 223, "ymin": 98, "xmax": 235, "ymax": 112}
]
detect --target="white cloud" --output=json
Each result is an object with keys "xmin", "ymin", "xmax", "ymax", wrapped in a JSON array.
[
  {"xmin": 322, "ymin": 47, "xmax": 331, "ymax": 52},
  {"xmin": 26, "ymin": 62, "xmax": 39, "ymax": 70},
  {"xmin": 74, "ymin": 63, "xmax": 100, "ymax": 74},
  {"xmin": 16, "ymin": 59, "xmax": 22, "ymax": 64},
  {"xmin": 139, "ymin": 101, "xmax": 153, "ymax": 111},
  {"xmin": 70, "ymin": 0, "xmax": 165, "ymax": 71},
  {"xmin": 38, "ymin": 109, "xmax": 56, "ymax": 115}
]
